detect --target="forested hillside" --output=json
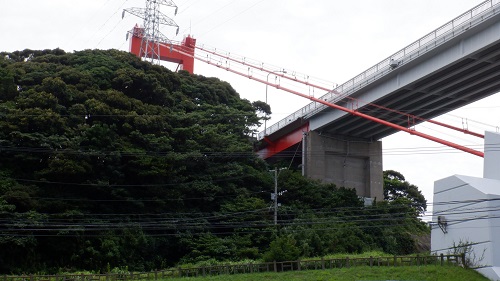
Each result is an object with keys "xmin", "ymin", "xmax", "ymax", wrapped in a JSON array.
[{"xmin": 0, "ymin": 49, "xmax": 428, "ymax": 274}]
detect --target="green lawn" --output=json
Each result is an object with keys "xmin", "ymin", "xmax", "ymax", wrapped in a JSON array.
[{"xmin": 165, "ymin": 265, "xmax": 488, "ymax": 281}]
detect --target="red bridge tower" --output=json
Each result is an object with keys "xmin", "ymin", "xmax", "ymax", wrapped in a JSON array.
[
  {"xmin": 124, "ymin": 0, "xmax": 196, "ymax": 73},
  {"xmin": 128, "ymin": 25, "xmax": 196, "ymax": 73}
]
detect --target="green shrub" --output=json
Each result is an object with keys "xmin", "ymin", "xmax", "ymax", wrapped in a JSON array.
[{"xmin": 263, "ymin": 235, "xmax": 301, "ymax": 262}]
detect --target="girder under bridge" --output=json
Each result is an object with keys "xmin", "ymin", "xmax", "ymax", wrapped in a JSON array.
[{"xmin": 257, "ymin": 1, "xmax": 500, "ymax": 200}]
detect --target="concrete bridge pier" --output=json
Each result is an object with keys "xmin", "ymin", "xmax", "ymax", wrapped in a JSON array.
[{"xmin": 302, "ymin": 131, "xmax": 383, "ymax": 200}]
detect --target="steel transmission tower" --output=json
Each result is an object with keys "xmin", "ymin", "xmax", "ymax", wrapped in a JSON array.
[{"xmin": 123, "ymin": 0, "xmax": 179, "ymax": 64}]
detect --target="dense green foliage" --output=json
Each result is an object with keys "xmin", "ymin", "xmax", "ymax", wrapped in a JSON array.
[
  {"xmin": 0, "ymin": 49, "xmax": 428, "ymax": 274},
  {"xmin": 384, "ymin": 170, "xmax": 427, "ymax": 215}
]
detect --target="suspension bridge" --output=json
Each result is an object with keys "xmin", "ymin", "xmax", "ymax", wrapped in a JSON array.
[{"xmin": 125, "ymin": 0, "xmax": 500, "ymax": 200}]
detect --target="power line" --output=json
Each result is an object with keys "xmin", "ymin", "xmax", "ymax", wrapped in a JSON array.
[
  {"xmin": 84, "ymin": 0, "xmax": 130, "ymax": 48},
  {"xmin": 0, "ymin": 143, "xmax": 495, "ymax": 157},
  {"xmin": 3, "ymin": 196, "xmax": 500, "ymax": 238},
  {"xmin": 4, "ymin": 197, "xmax": 497, "ymax": 224},
  {"xmin": 64, "ymin": 0, "xmax": 118, "ymax": 47}
]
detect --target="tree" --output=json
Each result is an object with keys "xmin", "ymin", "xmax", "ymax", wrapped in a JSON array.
[
  {"xmin": 383, "ymin": 170, "xmax": 427, "ymax": 215},
  {"xmin": 262, "ymin": 235, "xmax": 301, "ymax": 262},
  {"xmin": 0, "ymin": 67, "xmax": 17, "ymax": 100},
  {"xmin": 0, "ymin": 47, "xmax": 433, "ymax": 273},
  {"xmin": 252, "ymin": 100, "xmax": 271, "ymax": 123},
  {"xmin": 0, "ymin": 48, "xmax": 272, "ymax": 273}
]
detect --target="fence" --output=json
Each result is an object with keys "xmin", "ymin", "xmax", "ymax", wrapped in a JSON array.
[{"xmin": 3, "ymin": 254, "xmax": 465, "ymax": 280}]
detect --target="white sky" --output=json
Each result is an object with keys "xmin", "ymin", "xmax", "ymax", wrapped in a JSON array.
[{"xmin": 1, "ymin": 0, "xmax": 499, "ymax": 216}]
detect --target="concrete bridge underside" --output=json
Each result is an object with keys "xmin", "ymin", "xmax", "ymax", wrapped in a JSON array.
[{"xmin": 259, "ymin": 4, "xmax": 500, "ymax": 200}]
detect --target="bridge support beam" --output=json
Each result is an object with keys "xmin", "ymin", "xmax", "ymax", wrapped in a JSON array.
[{"xmin": 303, "ymin": 131, "xmax": 383, "ymax": 200}]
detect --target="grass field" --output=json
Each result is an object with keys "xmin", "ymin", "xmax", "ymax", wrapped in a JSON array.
[{"xmin": 165, "ymin": 265, "xmax": 488, "ymax": 281}]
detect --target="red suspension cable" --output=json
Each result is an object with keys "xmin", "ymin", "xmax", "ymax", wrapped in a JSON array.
[
  {"xmin": 195, "ymin": 45, "xmax": 484, "ymax": 139},
  {"xmin": 169, "ymin": 45, "xmax": 484, "ymax": 157}
]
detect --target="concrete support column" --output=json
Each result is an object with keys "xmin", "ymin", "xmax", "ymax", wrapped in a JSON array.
[{"xmin": 303, "ymin": 131, "xmax": 383, "ymax": 200}]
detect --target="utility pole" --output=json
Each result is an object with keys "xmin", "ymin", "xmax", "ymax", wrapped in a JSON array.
[
  {"xmin": 270, "ymin": 168, "xmax": 287, "ymax": 226},
  {"xmin": 273, "ymin": 168, "xmax": 278, "ymax": 225}
]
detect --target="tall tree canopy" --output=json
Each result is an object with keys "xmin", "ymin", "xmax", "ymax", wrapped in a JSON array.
[
  {"xmin": 0, "ymin": 49, "xmax": 428, "ymax": 274},
  {"xmin": 0, "ymin": 49, "xmax": 274, "ymax": 272},
  {"xmin": 383, "ymin": 170, "xmax": 427, "ymax": 215}
]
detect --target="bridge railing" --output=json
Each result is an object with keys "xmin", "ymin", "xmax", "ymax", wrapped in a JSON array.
[{"xmin": 258, "ymin": 0, "xmax": 500, "ymax": 140}]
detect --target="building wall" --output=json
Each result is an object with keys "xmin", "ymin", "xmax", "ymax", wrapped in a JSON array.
[{"xmin": 431, "ymin": 174, "xmax": 500, "ymax": 280}]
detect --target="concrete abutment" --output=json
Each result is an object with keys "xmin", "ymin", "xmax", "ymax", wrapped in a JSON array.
[{"xmin": 302, "ymin": 131, "xmax": 383, "ymax": 200}]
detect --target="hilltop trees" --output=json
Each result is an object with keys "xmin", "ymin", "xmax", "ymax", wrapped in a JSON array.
[
  {"xmin": 0, "ymin": 48, "xmax": 428, "ymax": 273},
  {"xmin": 0, "ymin": 48, "xmax": 273, "ymax": 272}
]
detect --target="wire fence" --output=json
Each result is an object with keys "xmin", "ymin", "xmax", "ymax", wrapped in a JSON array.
[{"xmin": 3, "ymin": 254, "xmax": 465, "ymax": 280}]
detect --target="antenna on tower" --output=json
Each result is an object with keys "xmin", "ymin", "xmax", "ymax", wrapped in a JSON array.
[{"xmin": 123, "ymin": 0, "xmax": 179, "ymax": 65}]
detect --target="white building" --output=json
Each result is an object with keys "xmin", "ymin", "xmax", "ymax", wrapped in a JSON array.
[{"xmin": 431, "ymin": 131, "xmax": 500, "ymax": 280}]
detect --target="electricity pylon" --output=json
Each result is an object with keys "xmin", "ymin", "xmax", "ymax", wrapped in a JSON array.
[{"xmin": 123, "ymin": 0, "xmax": 179, "ymax": 64}]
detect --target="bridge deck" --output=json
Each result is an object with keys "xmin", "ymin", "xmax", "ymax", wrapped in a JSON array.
[{"xmin": 259, "ymin": 0, "xmax": 500, "ymax": 142}]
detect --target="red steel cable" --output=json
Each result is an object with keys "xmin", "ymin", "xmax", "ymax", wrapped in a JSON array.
[
  {"xmin": 195, "ymin": 45, "xmax": 484, "ymax": 139},
  {"xmin": 169, "ymin": 45, "xmax": 484, "ymax": 157}
]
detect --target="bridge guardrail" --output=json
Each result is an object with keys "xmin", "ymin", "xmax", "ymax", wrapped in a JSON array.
[{"xmin": 258, "ymin": 0, "xmax": 500, "ymax": 140}]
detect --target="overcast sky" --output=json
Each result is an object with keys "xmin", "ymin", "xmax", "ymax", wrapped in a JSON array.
[{"xmin": 1, "ymin": 0, "xmax": 499, "ymax": 217}]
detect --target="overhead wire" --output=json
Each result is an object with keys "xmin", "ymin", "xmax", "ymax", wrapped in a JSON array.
[
  {"xmin": 6, "ymin": 1, "xmax": 500, "ymax": 240},
  {"xmin": 10, "ymin": 174, "xmax": 257, "ymax": 188},
  {"xmin": 198, "ymin": 0, "xmax": 267, "ymax": 38},
  {"xmin": 2, "ymin": 189, "xmax": 268, "ymax": 202},
  {"xmin": 3, "ymin": 192, "xmax": 500, "ymax": 238},
  {"xmin": 1, "ymin": 143, "xmax": 497, "ymax": 163},
  {"xmin": 2, "ymin": 214, "xmax": 498, "ymax": 238},
  {"xmin": 177, "ymin": 0, "xmax": 238, "ymax": 35},
  {"xmin": 84, "ymin": 0, "xmax": 130, "ymax": 49},
  {"xmin": 95, "ymin": 14, "xmax": 130, "ymax": 48},
  {"xmin": 2, "ymin": 196, "xmax": 499, "ymax": 223},
  {"xmin": 0, "ymin": 1, "xmax": 494, "ymax": 250},
  {"xmin": 176, "ymin": 0, "xmax": 201, "ymax": 15},
  {"xmin": 64, "ymin": 0, "xmax": 117, "ymax": 47}
]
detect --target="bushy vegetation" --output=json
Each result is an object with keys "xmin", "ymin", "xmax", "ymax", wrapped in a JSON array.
[{"xmin": 0, "ymin": 49, "xmax": 428, "ymax": 274}]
